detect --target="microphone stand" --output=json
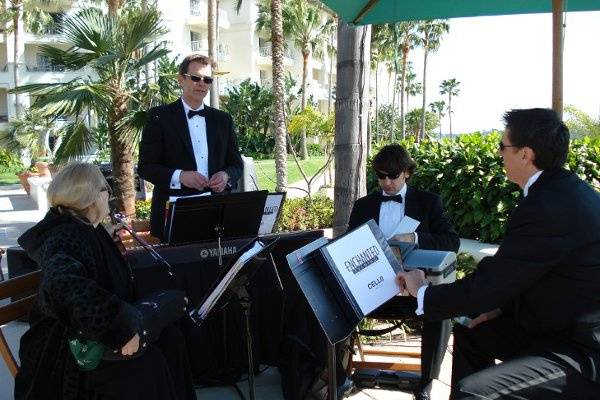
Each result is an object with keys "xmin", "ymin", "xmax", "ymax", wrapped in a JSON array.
[{"xmin": 110, "ymin": 211, "xmax": 175, "ymax": 278}]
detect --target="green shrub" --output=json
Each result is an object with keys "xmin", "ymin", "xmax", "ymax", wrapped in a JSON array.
[
  {"xmin": 135, "ymin": 199, "xmax": 152, "ymax": 220},
  {"xmin": 277, "ymin": 195, "xmax": 333, "ymax": 232},
  {"xmin": 367, "ymin": 133, "xmax": 600, "ymax": 243},
  {"xmin": 307, "ymin": 143, "xmax": 324, "ymax": 156},
  {"xmin": 0, "ymin": 149, "xmax": 24, "ymax": 173},
  {"xmin": 238, "ymin": 129, "xmax": 275, "ymax": 159}
]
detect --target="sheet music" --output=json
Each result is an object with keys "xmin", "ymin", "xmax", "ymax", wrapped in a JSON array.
[
  {"xmin": 193, "ymin": 240, "xmax": 264, "ymax": 321},
  {"xmin": 169, "ymin": 192, "xmax": 211, "ymax": 203},
  {"xmin": 258, "ymin": 193, "xmax": 285, "ymax": 235},
  {"xmin": 391, "ymin": 216, "xmax": 420, "ymax": 237}
]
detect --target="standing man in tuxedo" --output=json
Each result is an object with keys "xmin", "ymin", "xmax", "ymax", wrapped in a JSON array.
[
  {"xmin": 138, "ymin": 53, "xmax": 243, "ymax": 239},
  {"xmin": 348, "ymin": 144, "xmax": 460, "ymax": 400},
  {"xmin": 399, "ymin": 108, "xmax": 600, "ymax": 399}
]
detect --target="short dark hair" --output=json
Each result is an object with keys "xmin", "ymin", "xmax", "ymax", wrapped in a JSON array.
[
  {"xmin": 503, "ymin": 108, "xmax": 570, "ymax": 170},
  {"xmin": 371, "ymin": 144, "xmax": 416, "ymax": 180},
  {"xmin": 178, "ymin": 53, "xmax": 215, "ymax": 75}
]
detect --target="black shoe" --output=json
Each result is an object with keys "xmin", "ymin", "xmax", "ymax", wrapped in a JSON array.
[{"xmin": 413, "ymin": 391, "xmax": 430, "ymax": 400}]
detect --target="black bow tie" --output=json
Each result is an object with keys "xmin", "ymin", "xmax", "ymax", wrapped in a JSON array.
[
  {"xmin": 187, "ymin": 109, "xmax": 207, "ymax": 119},
  {"xmin": 381, "ymin": 194, "xmax": 403, "ymax": 203}
]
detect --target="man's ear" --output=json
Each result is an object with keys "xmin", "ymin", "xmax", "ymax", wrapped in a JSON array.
[{"xmin": 522, "ymin": 146, "xmax": 536, "ymax": 164}]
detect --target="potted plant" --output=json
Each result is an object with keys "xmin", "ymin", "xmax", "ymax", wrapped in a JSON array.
[
  {"xmin": 16, "ymin": 165, "xmax": 40, "ymax": 195},
  {"xmin": 132, "ymin": 199, "xmax": 152, "ymax": 232}
]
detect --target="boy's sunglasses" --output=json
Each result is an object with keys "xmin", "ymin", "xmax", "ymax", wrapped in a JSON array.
[
  {"xmin": 375, "ymin": 171, "xmax": 401, "ymax": 180},
  {"xmin": 498, "ymin": 141, "xmax": 519, "ymax": 151},
  {"xmin": 184, "ymin": 73, "xmax": 214, "ymax": 84}
]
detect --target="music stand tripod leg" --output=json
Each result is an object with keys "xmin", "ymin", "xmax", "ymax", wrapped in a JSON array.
[
  {"xmin": 236, "ymin": 286, "xmax": 256, "ymax": 400},
  {"xmin": 328, "ymin": 342, "xmax": 337, "ymax": 400}
]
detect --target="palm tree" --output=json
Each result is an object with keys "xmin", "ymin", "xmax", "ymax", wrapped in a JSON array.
[
  {"xmin": 429, "ymin": 100, "xmax": 446, "ymax": 139},
  {"xmin": 333, "ymin": 19, "xmax": 370, "ymax": 236},
  {"xmin": 284, "ymin": 0, "xmax": 333, "ymax": 159},
  {"xmin": 417, "ymin": 19, "xmax": 449, "ymax": 141},
  {"xmin": 11, "ymin": 8, "xmax": 169, "ymax": 217},
  {"xmin": 107, "ymin": 0, "xmax": 124, "ymax": 15},
  {"xmin": 404, "ymin": 67, "xmax": 421, "ymax": 113},
  {"xmin": 270, "ymin": 0, "xmax": 287, "ymax": 192},
  {"xmin": 396, "ymin": 21, "xmax": 418, "ymax": 139},
  {"xmin": 439, "ymin": 78, "xmax": 460, "ymax": 136},
  {"xmin": 208, "ymin": 0, "xmax": 218, "ymax": 107},
  {"xmin": 2, "ymin": 1, "xmax": 53, "ymax": 118}
]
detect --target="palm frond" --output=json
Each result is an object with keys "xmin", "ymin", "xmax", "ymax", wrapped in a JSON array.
[
  {"xmin": 120, "ymin": 9, "xmax": 166, "ymax": 56},
  {"xmin": 53, "ymin": 121, "xmax": 97, "ymax": 162},
  {"xmin": 129, "ymin": 44, "xmax": 170, "ymax": 73},
  {"xmin": 61, "ymin": 9, "xmax": 115, "ymax": 55},
  {"xmin": 39, "ymin": 45, "xmax": 96, "ymax": 70}
]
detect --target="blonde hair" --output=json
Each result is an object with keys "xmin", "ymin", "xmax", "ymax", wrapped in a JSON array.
[{"xmin": 47, "ymin": 162, "xmax": 108, "ymax": 217}]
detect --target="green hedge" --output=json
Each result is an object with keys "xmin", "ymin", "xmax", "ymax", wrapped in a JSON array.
[
  {"xmin": 277, "ymin": 195, "xmax": 334, "ymax": 232},
  {"xmin": 0, "ymin": 149, "xmax": 23, "ymax": 173},
  {"xmin": 367, "ymin": 133, "xmax": 600, "ymax": 243}
]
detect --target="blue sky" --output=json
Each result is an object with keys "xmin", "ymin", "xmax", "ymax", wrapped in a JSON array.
[{"xmin": 404, "ymin": 11, "xmax": 600, "ymax": 134}]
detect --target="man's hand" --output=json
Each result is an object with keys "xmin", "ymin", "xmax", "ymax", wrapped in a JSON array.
[
  {"xmin": 468, "ymin": 308, "xmax": 502, "ymax": 329},
  {"xmin": 208, "ymin": 171, "xmax": 229, "ymax": 192},
  {"xmin": 392, "ymin": 233, "xmax": 415, "ymax": 243},
  {"xmin": 121, "ymin": 333, "xmax": 140, "ymax": 356},
  {"xmin": 396, "ymin": 269, "xmax": 427, "ymax": 297},
  {"xmin": 180, "ymin": 171, "xmax": 208, "ymax": 191}
]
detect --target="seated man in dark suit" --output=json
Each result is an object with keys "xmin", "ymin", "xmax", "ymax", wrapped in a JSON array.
[
  {"xmin": 399, "ymin": 108, "xmax": 600, "ymax": 399},
  {"xmin": 138, "ymin": 53, "xmax": 243, "ymax": 239},
  {"xmin": 348, "ymin": 144, "xmax": 460, "ymax": 400}
]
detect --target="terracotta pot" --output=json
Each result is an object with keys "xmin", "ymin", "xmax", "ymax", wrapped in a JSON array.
[
  {"xmin": 35, "ymin": 161, "xmax": 51, "ymax": 177},
  {"xmin": 17, "ymin": 171, "xmax": 39, "ymax": 195}
]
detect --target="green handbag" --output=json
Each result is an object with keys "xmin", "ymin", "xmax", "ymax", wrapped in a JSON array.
[{"xmin": 68, "ymin": 338, "xmax": 106, "ymax": 371}]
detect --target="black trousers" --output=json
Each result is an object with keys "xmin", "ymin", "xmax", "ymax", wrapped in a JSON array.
[
  {"xmin": 369, "ymin": 296, "xmax": 451, "ymax": 391},
  {"xmin": 450, "ymin": 316, "xmax": 600, "ymax": 400}
]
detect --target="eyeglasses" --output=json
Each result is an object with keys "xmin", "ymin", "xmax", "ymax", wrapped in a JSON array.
[
  {"xmin": 100, "ymin": 185, "xmax": 115, "ymax": 200},
  {"xmin": 375, "ymin": 171, "xmax": 401, "ymax": 180},
  {"xmin": 184, "ymin": 73, "xmax": 214, "ymax": 84},
  {"xmin": 498, "ymin": 141, "xmax": 519, "ymax": 151}
]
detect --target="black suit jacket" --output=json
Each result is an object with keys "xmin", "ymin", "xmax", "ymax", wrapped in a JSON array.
[
  {"xmin": 425, "ymin": 169, "xmax": 600, "ymax": 352},
  {"xmin": 347, "ymin": 187, "xmax": 460, "ymax": 252},
  {"xmin": 138, "ymin": 99, "xmax": 243, "ymax": 238}
]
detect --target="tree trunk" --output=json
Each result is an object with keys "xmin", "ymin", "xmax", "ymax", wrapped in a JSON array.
[
  {"xmin": 328, "ymin": 29, "xmax": 334, "ymax": 114},
  {"xmin": 107, "ymin": 0, "xmax": 121, "ymax": 16},
  {"xmin": 448, "ymin": 93, "xmax": 453, "ymax": 137},
  {"xmin": 208, "ymin": 0, "xmax": 219, "ymax": 108},
  {"xmin": 300, "ymin": 51, "xmax": 309, "ymax": 159},
  {"xmin": 374, "ymin": 59, "xmax": 379, "ymax": 141},
  {"xmin": 333, "ymin": 20, "xmax": 370, "ymax": 237},
  {"xmin": 419, "ymin": 45, "xmax": 429, "ymax": 142},
  {"xmin": 108, "ymin": 94, "xmax": 135, "ymax": 218},
  {"xmin": 12, "ymin": 5, "xmax": 20, "ymax": 117},
  {"xmin": 400, "ymin": 47, "xmax": 408, "ymax": 140},
  {"xmin": 390, "ymin": 66, "xmax": 398, "ymax": 141},
  {"xmin": 271, "ymin": 0, "xmax": 287, "ymax": 192}
]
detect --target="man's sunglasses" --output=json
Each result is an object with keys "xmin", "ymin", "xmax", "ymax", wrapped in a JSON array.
[
  {"xmin": 375, "ymin": 171, "xmax": 401, "ymax": 180},
  {"xmin": 498, "ymin": 141, "xmax": 519, "ymax": 151},
  {"xmin": 184, "ymin": 73, "xmax": 214, "ymax": 84}
]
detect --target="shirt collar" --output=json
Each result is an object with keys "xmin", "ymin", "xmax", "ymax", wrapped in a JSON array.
[
  {"xmin": 523, "ymin": 170, "xmax": 543, "ymax": 197},
  {"xmin": 382, "ymin": 184, "xmax": 407, "ymax": 199},
  {"xmin": 181, "ymin": 97, "xmax": 205, "ymax": 113}
]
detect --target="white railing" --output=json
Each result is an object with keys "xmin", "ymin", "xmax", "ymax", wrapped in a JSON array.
[{"xmin": 258, "ymin": 46, "xmax": 292, "ymax": 59}]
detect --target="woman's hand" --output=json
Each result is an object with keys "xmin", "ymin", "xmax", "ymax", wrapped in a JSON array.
[
  {"xmin": 121, "ymin": 333, "xmax": 140, "ymax": 356},
  {"xmin": 468, "ymin": 308, "xmax": 502, "ymax": 329}
]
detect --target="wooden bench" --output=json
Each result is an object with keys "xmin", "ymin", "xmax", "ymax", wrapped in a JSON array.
[{"xmin": 0, "ymin": 270, "xmax": 41, "ymax": 377}]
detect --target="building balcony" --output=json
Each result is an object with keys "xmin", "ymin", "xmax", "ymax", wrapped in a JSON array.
[
  {"xmin": 257, "ymin": 46, "xmax": 293, "ymax": 66},
  {"xmin": 187, "ymin": 0, "xmax": 230, "ymax": 29},
  {"xmin": 24, "ymin": 24, "xmax": 65, "ymax": 44},
  {"xmin": 190, "ymin": 41, "xmax": 230, "ymax": 61}
]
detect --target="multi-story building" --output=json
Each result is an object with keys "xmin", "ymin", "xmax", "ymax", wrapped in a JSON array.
[{"xmin": 0, "ymin": 0, "xmax": 337, "ymax": 130}]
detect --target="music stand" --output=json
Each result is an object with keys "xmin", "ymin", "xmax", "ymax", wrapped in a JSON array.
[
  {"xmin": 189, "ymin": 238, "xmax": 279, "ymax": 400},
  {"xmin": 164, "ymin": 190, "xmax": 268, "ymax": 266}
]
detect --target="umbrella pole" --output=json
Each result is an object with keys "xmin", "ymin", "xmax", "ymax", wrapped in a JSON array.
[{"xmin": 552, "ymin": 0, "xmax": 564, "ymax": 118}]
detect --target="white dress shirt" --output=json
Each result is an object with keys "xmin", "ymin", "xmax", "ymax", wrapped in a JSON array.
[
  {"xmin": 379, "ymin": 185, "xmax": 419, "ymax": 244},
  {"xmin": 415, "ymin": 169, "xmax": 544, "ymax": 316},
  {"xmin": 169, "ymin": 99, "xmax": 209, "ymax": 189}
]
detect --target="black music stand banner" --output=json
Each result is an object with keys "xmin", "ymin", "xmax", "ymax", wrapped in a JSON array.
[{"xmin": 164, "ymin": 190, "xmax": 268, "ymax": 245}]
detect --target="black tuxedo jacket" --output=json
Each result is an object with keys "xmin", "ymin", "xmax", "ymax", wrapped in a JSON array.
[
  {"xmin": 425, "ymin": 169, "xmax": 600, "ymax": 352},
  {"xmin": 347, "ymin": 187, "xmax": 460, "ymax": 252},
  {"xmin": 138, "ymin": 99, "xmax": 243, "ymax": 237}
]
